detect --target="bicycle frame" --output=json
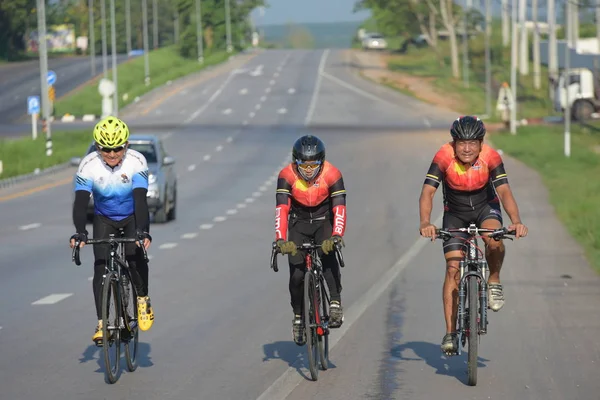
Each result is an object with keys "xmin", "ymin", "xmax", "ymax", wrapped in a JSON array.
[{"xmin": 303, "ymin": 244, "xmax": 330, "ymax": 337}]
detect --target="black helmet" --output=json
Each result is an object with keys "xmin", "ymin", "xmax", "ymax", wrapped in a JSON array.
[
  {"xmin": 292, "ymin": 135, "xmax": 325, "ymax": 181},
  {"xmin": 450, "ymin": 116, "xmax": 486, "ymax": 140}
]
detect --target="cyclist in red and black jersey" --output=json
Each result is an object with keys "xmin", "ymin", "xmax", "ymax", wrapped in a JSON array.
[
  {"xmin": 274, "ymin": 135, "xmax": 347, "ymax": 346},
  {"xmin": 418, "ymin": 116, "xmax": 528, "ymax": 354}
]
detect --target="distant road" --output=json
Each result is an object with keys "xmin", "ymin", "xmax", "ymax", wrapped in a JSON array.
[{"xmin": 0, "ymin": 54, "xmax": 130, "ymax": 124}]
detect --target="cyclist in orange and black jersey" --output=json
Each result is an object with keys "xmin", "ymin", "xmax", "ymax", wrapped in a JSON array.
[
  {"xmin": 274, "ymin": 135, "xmax": 347, "ymax": 346},
  {"xmin": 418, "ymin": 116, "xmax": 528, "ymax": 355}
]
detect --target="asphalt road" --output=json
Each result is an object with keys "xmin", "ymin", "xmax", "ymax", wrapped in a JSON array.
[
  {"xmin": 0, "ymin": 49, "xmax": 599, "ymax": 400},
  {"xmin": 0, "ymin": 54, "xmax": 130, "ymax": 125}
]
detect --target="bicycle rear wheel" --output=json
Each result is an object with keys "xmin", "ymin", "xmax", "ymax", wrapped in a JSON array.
[
  {"xmin": 318, "ymin": 279, "xmax": 329, "ymax": 371},
  {"xmin": 304, "ymin": 270, "xmax": 319, "ymax": 381},
  {"xmin": 102, "ymin": 271, "xmax": 122, "ymax": 384},
  {"xmin": 121, "ymin": 272, "xmax": 139, "ymax": 372},
  {"xmin": 467, "ymin": 275, "xmax": 478, "ymax": 386}
]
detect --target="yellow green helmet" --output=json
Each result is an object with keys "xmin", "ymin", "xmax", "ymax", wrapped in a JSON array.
[{"xmin": 93, "ymin": 116, "xmax": 130, "ymax": 148}]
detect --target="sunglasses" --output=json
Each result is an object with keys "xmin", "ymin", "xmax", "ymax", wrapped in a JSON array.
[
  {"xmin": 98, "ymin": 145, "xmax": 125, "ymax": 153},
  {"xmin": 296, "ymin": 160, "xmax": 322, "ymax": 170}
]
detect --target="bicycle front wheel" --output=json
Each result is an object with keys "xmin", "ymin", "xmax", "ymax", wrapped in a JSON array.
[
  {"xmin": 102, "ymin": 271, "xmax": 122, "ymax": 384},
  {"xmin": 304, "ymin": 270, "xmax": 319, "ymax": 381},
  {"xmin": 467, "ymin": 275, "xmax": 478, "ymax": 386},
  {"xmin": 318, "ymin": 278, "xmax": 329, "ymax": 371}
]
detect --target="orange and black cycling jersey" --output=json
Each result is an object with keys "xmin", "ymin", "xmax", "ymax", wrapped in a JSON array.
[
  {"xmin": 275, "ymin": 161, "xmax": 347, "ymax": 241},
  {"xmin": 424, "ymin": 142, "xmax": 508, "ymax": 212}
]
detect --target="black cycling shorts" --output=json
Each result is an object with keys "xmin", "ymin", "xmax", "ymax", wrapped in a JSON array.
[{"xmin": 441, "ymin": 202, "xmax": 503, "ymax": 254}]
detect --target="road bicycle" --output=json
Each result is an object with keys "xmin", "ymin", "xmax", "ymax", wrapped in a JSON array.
[
  {"xmin": 435, "ymin": 224, "xmax": 515, "ymax": 386},
  {"xmin": 270, "ymin": 238, "xmax": 344, "ymax": 381},
  {"xmin": 72, "ymin": 230, "xmax": 148, "ymax": 384}
]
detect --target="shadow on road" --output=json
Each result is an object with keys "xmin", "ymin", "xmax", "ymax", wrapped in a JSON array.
[
  {"xmin": 79, "ymin": 341, "xmax": 154, "ymax": 374},
  {"xmin": 262, "ymin": 340, "xmax": 336, "ymax": 381},
  {"xmin": 390, "ymin": 341, "xmax": 489, "ymax": 385}
]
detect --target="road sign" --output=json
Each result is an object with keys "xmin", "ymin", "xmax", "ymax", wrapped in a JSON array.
[
  {"xmin": 47, "ymin": 70, "xmax": 57, "ymax": 86},
  {"xmin": 27, "ymin": 96, "xmax": 40, "ymax": 115},
  {"xmin": 48, "ymin": 86, "xmax": 56, "ymax": 102}
]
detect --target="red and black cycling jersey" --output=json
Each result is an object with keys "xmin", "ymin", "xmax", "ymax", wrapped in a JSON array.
[
  {"xmin": 275, "ymin": 161, "xmax": 347, "ymax": 241},
  {"xmin": 424, "ymin": 142, "xmax": 508, "ymax": 212}
]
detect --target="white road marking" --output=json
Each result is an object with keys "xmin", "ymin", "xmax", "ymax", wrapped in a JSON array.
[
  {"xmin": 245, "ymin": 197, "xmax": 255, "ymax": 203},
  {"xmin": 252, "ymin": 191, "xmax": 262, "ymax": 197},
  {"xmin": 264, "ymin": 180, "xmax": 273, "ymax": 186},
  {"xmin": 203, "ymin": 154, "xmax": 211, "ymax": 161},
  {"xmin": 240, "ymin": 88, "xmax": 248, "ymax": 95},
  {"xmin": 265, "ymin": 87, "xmax": 272, "ymax": 93},
  {"xmin": 249, "ymin": 112, "xmax": 256, "ymax": 118},
  {"xmin": 159, "ymin": 243, "xmax": 178, "ymax": 250},
  {"xmin": 260, "ymin": 95, "xmax": 267, "ymax": 102},
  {"xmin": 88, "ymin": 276, "xmax": 93, "ymax": 281},
  {"xmin": 259, "ymin": 185, "xmax": 268, "ymax": 191},
  {"xmin": 424, "ymin": 118, "xmax": 431, "ymax": 128},
  {"xmin": 216, "ymin": 145, "xmax": 224, "ymax": 152},
  {"xmin": 214, "ymin": 216, "xmax": 227, "ymax": 222},
  {"xmin": 249, "ymin": 64, "xmax": 264, "ymax": 77},
  {"xmin": 288, "ymin": 88, "xmax": 296, "ymax": 94},
  {"xmin": 188, "ymin": 164, "xmax": 196, "ymax": 171},
  {"xmin": 277, "ymin": 108, "xmax": 287, "ymax": 114},
  {"xmin": 255, "ymin": 104, "xmax": 261, "ymax": 110},
  {"xmin": 185, "ymin": 70, "xmax": 238, "ymax": 123},
  {"xmin": 226, "ymin": 136, "xmax": 233, "ymax": 143},
  {"xmin": 200, "ymin": 224, "xmax": 214, "ymax": 230},
  {"xmin": 222, "ymin": 108, "xmax": 232, "ymax": 115},
  {"xmin": 32, "ymin": 293, "xmax": 73, "ymax": 305},
  {"xmin": 181, "ymin": 232, "xmax": 198, "ymax": 239},
  {"xmin": 19, "ymin": 223, "xmax": 41, "ymax": 231},
  {"xmin": 274, "ymin": 72, "xmax": 280, "ymax": 78},
  {"xmin": 255, "ymin": 213, "xmax": 444, "ymax": 400},
  {"xmin": 226, "ymin": 209, "xmax": 238, "ymax": 215},
  {"xmin": 237, "ymin": 203, "xmax": 247, "ymax": 209},
  {"xmin": 321, "ymin": 71, "xmax": 402, "ymax": 108},
  {"xmin": 269, "ymin": 80, "xmax": 276, "ymax": 85},
  {"xmin": 243, "ymin": 120, "xmax": 249, "ymax": 125},
  {"xmin": 304, "ymin": 49, "xmax": 329, "ymax": 126}
]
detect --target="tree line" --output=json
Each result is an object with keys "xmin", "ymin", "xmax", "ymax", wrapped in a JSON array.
[{"xmin": 0, "ymin": 0, "xmax": 265, "ymax": 61}]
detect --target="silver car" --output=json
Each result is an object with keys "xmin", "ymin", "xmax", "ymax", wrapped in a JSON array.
[
  {"xmin": 362, "ymin": 33, "xmax": 388, "ymax": 51},
  {"xmin": 70, "ymin": 134, "xmax": 177, "ymax": 223}
]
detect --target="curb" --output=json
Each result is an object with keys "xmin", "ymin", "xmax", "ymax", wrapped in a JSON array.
[{"xmin": 0, "ymin": 161, "xmax": 73, "ymax": 189}]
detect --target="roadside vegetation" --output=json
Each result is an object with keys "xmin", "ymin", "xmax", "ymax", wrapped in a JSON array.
[{"xmin": 354, "ymin": 1, "xmax": 600, "ymax": 273}]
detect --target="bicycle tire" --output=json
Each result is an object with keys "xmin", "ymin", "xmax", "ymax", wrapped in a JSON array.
[
  {"xmin": 304, "ymin": 269, "xmax": 319, "ymax": 381},
  {"xmin": 102, "ymin": 271, "xmax": 121, "ymax": 384},
  {"xmin": 318, "ymin": 278, "xmax": 329, "ymax": 370},
  {"xmin": 122, "ymin": 272, "xmax": 139, "ymax": 372},
  {"xmin": 467, "ymin": 275, "xmax": 478, "ymax": 386}
]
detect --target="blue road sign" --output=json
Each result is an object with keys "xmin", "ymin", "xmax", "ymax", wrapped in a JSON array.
[
  {"xmin": 27, "ymin": 96, "xmax": 40, "ymax": 115},
  {"xmin": 47, "ymin": 70, "xmax": 57, "ymax": 86}
]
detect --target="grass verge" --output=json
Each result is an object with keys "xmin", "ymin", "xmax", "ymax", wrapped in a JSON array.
[
  {"xmin": 0, "ymin": 130, "xmax": 90, "ymax": 179},
  {"xmin": 54, "ymin": 46, "xmax": 231, "ymax": 116},
  {"xmin": 490, "ymin": 125, "xmax": 600, "ymax": 273}
]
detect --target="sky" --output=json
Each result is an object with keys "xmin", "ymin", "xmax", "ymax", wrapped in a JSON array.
[{"xmin": 251, "ymin": 0, "xmax": 371, "ymax": 26}]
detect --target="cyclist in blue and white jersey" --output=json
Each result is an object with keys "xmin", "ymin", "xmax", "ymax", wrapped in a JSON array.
[{"xmin": 69, "ymin": 116, "xmax": 154, "ymax": 345}]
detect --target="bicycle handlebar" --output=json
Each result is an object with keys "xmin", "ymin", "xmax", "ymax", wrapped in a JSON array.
[
  {"xmin": 434, "ymin": 227, "xmax": 517, "ymax": 242},
  {"xmin": 270, "ymin": 238, "xmax": 345, "ymax": 272},
  {"xmin": 72, "ymin": 237, "xmax": 148, "ymax": 266}
]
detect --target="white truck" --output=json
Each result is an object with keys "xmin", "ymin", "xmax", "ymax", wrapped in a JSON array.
[{"xmin": 551, "ymin": 67, "xmax": 600, "ymax": 121}]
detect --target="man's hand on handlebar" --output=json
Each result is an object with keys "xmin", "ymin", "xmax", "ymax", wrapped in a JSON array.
[
  {"xmin": 276, "ymin": 239, "xmax": 298, "ymax": 256},
  {"xmin": 136, "ymin": 229, "xmax": 152, "ymax": 250},
  {"xmin": 322, "ymin": 235, "xmax": 344, "ymax": 255},
  {"xmin": 69, "ymin": 232, "xmax": 88, "ymax": 249},
  {"xmin": 508, "ymin": 222, "xmax": 528, "ymax": 239},
  {"xmin": 419, "ymin": 222, "xmax": 437, "ymax": 241}
]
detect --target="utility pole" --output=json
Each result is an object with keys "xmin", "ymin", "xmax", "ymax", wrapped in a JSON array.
[
  {"xmin": 153, "ymin": 0, "xmax": 159, "ymax": 49},
  {"xmin": 110, "ymin": 0, "xmax": 118, "ymax": 116},
  {"xmin": 572, "ymin": 1, "xmax": 579, "ymax": 47},
  {"xmin": 126, "ymin": 0, "xmax": 132, "ymax": 56},
  {"xmin": 225, "ymin": 0, "xmax": 232, "ymax": 52},
  {"xmin": 100, "ymin": 0, "xmax": 108, "ymax": 78},
  {"xmin": 195, "ymin": 0, "xmax": 204, "ymax": 63},
  {"xmin": 36, "ymin": 0, "xmax": 52, "ymax": 154},
  {"xmin": 462, "ymin": 0, "xmax": 470, "ymax": 88},
  {"xmin": 142, "ymin": 0, "xmax": 150, "ymax": 85},
  {"xmin": 518, "ymin": 0, "xmax": 528, "ymax": 75},
  {"xmin": 88, "ymin": 0, "xmax": 96, "ymax": 77},
  {"xmin": 485, "ymin": 0, "xmax": 492, "ymax": 116},
  {"xmin": 502, "ymin": 0, "xmax": 510, "ymax": 47},
  {"xmin": 510, "ymin": 0, "xmax": 518, "ymax": 134},
  {"xmin": 564, "ymin": 0, "xmax": 571, "ymax": 157},
  {"xmin": 532, "ymin": 0, "xmax": 541, "ymax": 89},
  {"xmin": 548, "ymin": 0, "xmax": 557, "ymax": 78}
]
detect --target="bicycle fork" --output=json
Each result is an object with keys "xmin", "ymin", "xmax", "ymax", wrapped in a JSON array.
[{"xmin": 457, "ymin": 260, "xmax": 490, "ymax": 355}]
